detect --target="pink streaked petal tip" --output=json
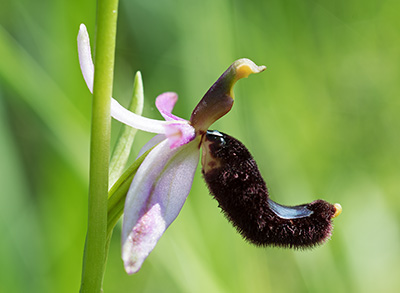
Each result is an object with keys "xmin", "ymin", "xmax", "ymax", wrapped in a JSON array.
[{"xmin": 156, "ymin": 92, "xmax": 187, "ymax": 122}]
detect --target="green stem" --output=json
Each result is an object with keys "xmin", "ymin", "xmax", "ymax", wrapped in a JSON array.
[{"xmin": 80, "ymin": 0, "xmax": 119, "ymax": 291}]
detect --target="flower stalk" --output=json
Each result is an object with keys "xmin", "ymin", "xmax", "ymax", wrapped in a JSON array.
[{"xmin": 80, "ymin": 0, "xmax": 119, "ymax": 291}]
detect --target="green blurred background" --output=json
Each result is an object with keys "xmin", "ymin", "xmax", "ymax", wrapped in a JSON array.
[{"xmin": 1, "ymin": 0, "xmax": 400, "ymax": 292}]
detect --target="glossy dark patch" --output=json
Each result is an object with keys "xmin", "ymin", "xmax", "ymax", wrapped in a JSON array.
[{"xmin": 201, "ymin": 130, "xmax": 339, "ymax": 248}]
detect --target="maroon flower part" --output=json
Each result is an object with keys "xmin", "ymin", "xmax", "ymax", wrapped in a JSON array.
[{"xmin": 201, "ymin": 130, "xmax": 341, "ymax": 248}]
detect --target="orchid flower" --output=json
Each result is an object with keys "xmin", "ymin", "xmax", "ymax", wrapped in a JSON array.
[{"xmin": 78, "ymin": 24, "xmax": 266, "ymax": 274}]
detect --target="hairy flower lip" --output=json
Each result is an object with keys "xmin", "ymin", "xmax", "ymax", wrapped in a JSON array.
[{"xmin": 201, "ymin": 130, "xmax": 341, "ymax": 248}]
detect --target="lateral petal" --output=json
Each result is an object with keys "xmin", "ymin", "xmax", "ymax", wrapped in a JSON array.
[{"xmin": 155, "ymin": 92, "xmax": 186, "ymax": 122}]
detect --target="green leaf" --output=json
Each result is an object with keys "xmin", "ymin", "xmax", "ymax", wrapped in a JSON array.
[{"xmin": 109, "ymin": 71, "xmax": 144, "ymax": 187}]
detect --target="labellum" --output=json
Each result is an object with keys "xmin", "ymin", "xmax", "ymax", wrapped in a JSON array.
[{"xmin": 201, "ymin": 130, "xmax": 341, "ymax": 248}]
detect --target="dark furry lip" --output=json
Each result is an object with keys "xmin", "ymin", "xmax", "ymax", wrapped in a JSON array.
[{"xmin": 201, "ymin": 130, "xmax": 341, "ymax": 248}]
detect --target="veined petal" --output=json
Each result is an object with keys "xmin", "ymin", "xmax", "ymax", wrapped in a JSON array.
[
  {"xmin": 122, "ymin": 137, "xmax": 200, "ymax": 274},
  {"xmin": 190, "ymin": 58, "xmax": 266, "ymax": 132},
  {"xmin": 77, "ymin": 24, "xmax": 190, "ymax": 135}
]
